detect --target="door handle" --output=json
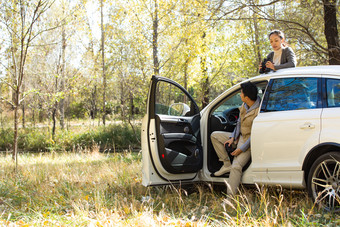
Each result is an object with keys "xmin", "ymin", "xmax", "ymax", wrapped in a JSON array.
[
  {"xmin": 300, "ymin": 123, "xmax": 315, "ymax": 129},
  {"xmin": 177, "ymin": 118, "xmax": 188, "ymax": 126}
]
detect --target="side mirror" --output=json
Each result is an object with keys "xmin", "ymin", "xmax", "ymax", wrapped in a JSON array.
[{"xmin": 168, "ymin": 103, "xmax": 191, "ymax": 116}]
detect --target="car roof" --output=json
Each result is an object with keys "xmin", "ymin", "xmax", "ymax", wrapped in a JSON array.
[
  {"xmin": 245, "ymin": 65, "xmax": 340, "ymax": 84},
  {"xmin": 258, "ymin": 65, "xmax": 340, "ymax": 78}
]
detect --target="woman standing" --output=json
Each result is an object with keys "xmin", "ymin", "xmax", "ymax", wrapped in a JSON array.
[{"xmin": 260, "ymin": 30, "xmax": 297, "ymax": 72}]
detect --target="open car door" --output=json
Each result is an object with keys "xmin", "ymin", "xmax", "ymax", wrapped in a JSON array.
[{"xmin": 142, "ymin": 76, "xmax": 203, "ymax": 186}]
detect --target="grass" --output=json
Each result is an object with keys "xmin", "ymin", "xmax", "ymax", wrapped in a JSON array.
[
  {"xmin": 0, "ymin": 150, "xmax": 339, "ymax": 226},
  {"xmin": 0, "ymin": 123, "xmax": 141, "ymax": 152}
]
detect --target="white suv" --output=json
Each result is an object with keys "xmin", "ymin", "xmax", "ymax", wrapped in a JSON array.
[{"xmin": 141, "ymin": 66, "xmax": 340, "ymax": 210}]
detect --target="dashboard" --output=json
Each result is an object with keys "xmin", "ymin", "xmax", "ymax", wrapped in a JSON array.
[{"xmin": 210, "ymin": 107, "xmax": 240, "ymax": 132}]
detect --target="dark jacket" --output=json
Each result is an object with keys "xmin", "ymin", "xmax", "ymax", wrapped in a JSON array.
[{"xmin": 266, "ymin": 46, "xmax": 297, "ymax": 70}]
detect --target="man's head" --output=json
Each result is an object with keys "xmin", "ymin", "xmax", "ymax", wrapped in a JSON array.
[{"xmin": 240, "ymin": 81, "xmax": 258, "ymax": 102}]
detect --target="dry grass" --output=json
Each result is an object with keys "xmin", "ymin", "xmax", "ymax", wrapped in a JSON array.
[{"xmin": 0, "ymin": 150, "xmax": 339, "ymax": 226}]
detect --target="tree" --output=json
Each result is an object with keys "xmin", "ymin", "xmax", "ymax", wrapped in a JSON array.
[
  {"xmin": 25, "ymin": 0, "xmax": 88, "ymax": 138},
  {"xmin": 100, "ymin": 0, "xmax": 107, "ymax": 125},
  {"xmin": 323, "ymin": 0, "xmax": 340, "ymax": 64},
  {"xmin": 0, "ymin": 0, "xmax": 56, "ymax": 167},
  {"xmin": 237, "ymin": 0, "xmax": 340, "ymax": 65},
  {"xmin": 59, "ymin": 0, "xmax": 66, "ymax": 129}
]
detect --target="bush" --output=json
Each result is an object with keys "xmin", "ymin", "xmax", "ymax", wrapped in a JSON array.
[
  {"xmin": 0, "ymin": 123, "xmax": 141, "ymax": 152},
  {"xmin": 0, "ymin": 128, "xmax": 14, "ymax": 150},
  {"xmin": 18, "ymin": 128, "xmax": 52, "ymax": 152},
  {"xmin": 70, "ymin": 124, "xmax": 140, "ymax": 151},
  {"xmin": 66, "ymin": 102, "xmax": 88, "ymax": 119}
]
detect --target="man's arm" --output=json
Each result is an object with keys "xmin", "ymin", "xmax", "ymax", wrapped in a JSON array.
[
  {"xmin": 230, "ymin": 114, "xmax": 241, "ymax": 139},
  {"xmin": 240, "ymin": 138, "xmax": 250, "ymax": 152},
  {"xmin": 225, "ymin": 112, "xmax": 241, "ymax": 147}
]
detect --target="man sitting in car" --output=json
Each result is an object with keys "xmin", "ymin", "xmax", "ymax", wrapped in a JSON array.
[{"xmin": 211, "ymin": 81, "xmax": 261, "ymax": 195}]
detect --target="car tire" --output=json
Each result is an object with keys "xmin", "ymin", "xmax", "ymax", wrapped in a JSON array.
[{"xmin": 307, "ymin": 152, "xmax": 340, "ymax": 211}]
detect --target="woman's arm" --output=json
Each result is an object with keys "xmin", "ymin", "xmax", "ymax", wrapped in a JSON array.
[{"xmin": 275, "ymin": 47, "xmax": 296, "ymax": 70}]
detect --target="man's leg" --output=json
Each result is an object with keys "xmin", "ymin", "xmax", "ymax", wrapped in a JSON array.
[
  {"xmin": 227, "ymin": 136, "xmax": 251, "ymax": 195},
  {"xmin": 211, "ymin": 131, "xmax": 232, "ymax": 176}
]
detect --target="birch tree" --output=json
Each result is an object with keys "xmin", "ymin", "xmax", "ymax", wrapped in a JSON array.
[{"xmin": 0, "ymin": 0, "xmax": 56, "ymax": 167}]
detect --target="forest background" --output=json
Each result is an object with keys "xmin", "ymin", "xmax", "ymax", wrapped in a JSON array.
[
  {"xmin": 0, "ymin": 0, "xmax": 339, "ymax": 156},
  {"xmin": 1, "ymin": 0, "xmax": 340, "ymax": 225}
]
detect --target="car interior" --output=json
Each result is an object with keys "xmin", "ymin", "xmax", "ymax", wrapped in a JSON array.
[{"xmin": 327, "ymin": 80, "xmax": 340, "ymax": 107}]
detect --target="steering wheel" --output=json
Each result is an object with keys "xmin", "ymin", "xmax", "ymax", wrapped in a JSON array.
[{"xmin": 223, "ymin": 108, "xmax": 239, "ymax": 125}]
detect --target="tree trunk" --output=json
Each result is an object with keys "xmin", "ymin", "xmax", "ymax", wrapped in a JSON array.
[
  {"xmin": 32, "ymin": 109, "xmax": 35, "ymax": 128},
  {"xmin": 91, "ymin": 85, "xmax": 97, "ymax": 119},
  {"xmin": 120, "ymin": 81, "xmax": 125, "ymax": 121},
  {"xmin": 201, "ymin": 32, "xmax": 209, "ymax": 108},
  {"xmin": 201, "ymin": 75, "xmax": 209, "ymax": 108},
  {"xmin": 323, "ymin": 0, "xmax": 340, "ymax": 65},
  {"xmin": 12, "ymin": 89, "xmax": 19, "ymax": 170},
  {"xmin": 129, "ymin": 92, "xmax": 134, "ymax": 116},
  {"xmin": 153, "ymin": 0, "xmax": 160, "ymax": 76},
  {"xmin": 39, "ymin": 104, "xmax": 44, "ymax": 122},
  {"xmin": 101, "ymin": 0, "xmax": 106, "ymax": 125},
  {"xmin": 59, "ymin": 4, "xmax": 66, "ymax": 129},
  {"xmin": 184, "ymin": 59, "xmax": 188, "ymax": 90},
  {"xmin": 252, "ymin": 6, "xmax": 262, "ymax": 66},
  {"xmin": 13, "ymin": 106, "xmax": 18, "ymax": 168},
  {"xmin": 21, "ymin": 82, "xmax": 25, "ymax": 128},
  {"xmin": 183, "ymin": 57, "xmax": 189, "ymax": 103},
  {"xmin": 52, "ymin": 106, "xmax": 57, "ymax": 140},
  {"xmin": 22, "ymin": 101, "xmax": 25, "ymax": 129}
]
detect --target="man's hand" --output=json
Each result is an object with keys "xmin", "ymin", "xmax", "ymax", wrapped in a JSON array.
[
  {"xmin": 224, "ymin": 138, "xmax": 234, "ymax": 147},
  {"xmin": 231, "ymin": 148, "xmax": 242, "ymax": 156}
]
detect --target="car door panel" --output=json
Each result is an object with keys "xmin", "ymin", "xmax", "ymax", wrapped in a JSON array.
[
  {"xmin": 320, "ymin": 78, "xmax": 340, "ymax": 144},
  {"xmin": 155, "ymin": 114, "xmax": 202, "ymax": 174},
  {"xmin": 252, "ymin": 109, "xmax": 322, "ymax": 171},
  {"xmin": 142, "ymin": 76, "xmax": 202, "ymax": 186},
  {"xmin": 252, "ymin": 77, "xmax": 322, "ymax": 172}
]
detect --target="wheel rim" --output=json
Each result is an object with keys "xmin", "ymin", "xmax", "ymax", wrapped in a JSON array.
[{"xmin": 311, "ymin": 157, "xmax": 340, "ymax": 211}]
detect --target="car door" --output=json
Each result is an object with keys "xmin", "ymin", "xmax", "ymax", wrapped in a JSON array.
[
  {"xmin": 320, "ymin": 77, "xmax": 340, "ymax": 144},
  {"xmin": 142, "ymin": 76, "xmax": 202, "ymax": 186},
  {"xmin": 251, "ymin": 76, "xmax": 322, "ymax": 175}
]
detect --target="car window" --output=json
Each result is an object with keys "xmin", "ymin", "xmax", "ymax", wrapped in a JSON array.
[
  {"xmin": 326, "ymin": 79, "xmax": 340, "ymax": 107},
  {"xmin": 263, "ymin": 77, "xmax": 318, "ymax": 112},
  {"xmin": 212, "ymin": 81, "xmax": 267, "ymax": 116},
  {"xmin": 155, "ymin": 81, "xmax": 194, "ymax": 116}
]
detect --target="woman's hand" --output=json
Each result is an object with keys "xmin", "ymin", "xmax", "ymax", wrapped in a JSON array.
[
  {"xmin": 259, "ymin": 63, "xmax": 262, "ymax": 70},
  {"xmin": 265, "ymin": 61, "xmax": 276, "ymax": 71}
]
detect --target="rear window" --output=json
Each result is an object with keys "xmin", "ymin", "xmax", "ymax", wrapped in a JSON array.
[
  {"xmin": 262, "ymin": 77, "xmax": 319, "ymax": 112},
  {"xmin": 326, "ymin": 79, "xmax": 340, "ymax": 107}
]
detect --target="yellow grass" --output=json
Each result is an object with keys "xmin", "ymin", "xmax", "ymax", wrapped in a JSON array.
[{"xmin": 0, "ymin": 149, "xmax": 339, "ymax": 226}]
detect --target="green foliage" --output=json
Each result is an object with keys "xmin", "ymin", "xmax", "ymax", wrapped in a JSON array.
[
  {"xmin": 0, "ymin": 128, "xmax": 14, "ymax": 150},
  {"xmin": 18, "ymin": 128, "xmax": 52, "ymax": 152},
  {"xmin": 66, "ymin": 102, "xmax": 88, "ymax": 119},
  {"xmin": 69, "ymin": 124, "xmax": 140, "ymax": 151},
  {"xmin": 0, "ymin": 123, "xmax": 140, "ymax": 152}
]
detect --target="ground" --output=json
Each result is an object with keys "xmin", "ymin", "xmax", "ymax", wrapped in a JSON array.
[{"xmin": 0, "ymin": 151, "xmax": 339, "ymax": 226}]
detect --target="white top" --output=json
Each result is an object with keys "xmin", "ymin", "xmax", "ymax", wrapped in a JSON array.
[{"xmin": 273, "ymin": 48, "xmax": 282, "ymax": 66}]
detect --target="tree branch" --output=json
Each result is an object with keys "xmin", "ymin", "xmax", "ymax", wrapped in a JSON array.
[{"xmin": 0, "ymin": 97, "xmax": 15, "ymax": 109}]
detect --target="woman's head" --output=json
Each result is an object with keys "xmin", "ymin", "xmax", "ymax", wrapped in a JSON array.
[{"xmin": 269, "ymin": 30, "xmax": 285, "ymax": 51}]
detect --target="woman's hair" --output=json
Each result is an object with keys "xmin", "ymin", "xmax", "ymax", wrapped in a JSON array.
[{"xmin": 269, "ymin": 30, "xmax": 286, "ymax": 47}]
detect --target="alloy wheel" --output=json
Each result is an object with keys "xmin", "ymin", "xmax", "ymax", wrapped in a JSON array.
[{"xmin": 310, "ymin": 155, "xmax": 340, "ymax": 211}]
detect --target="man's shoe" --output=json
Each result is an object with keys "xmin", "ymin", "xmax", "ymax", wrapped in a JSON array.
[{"xmin": 214, "ymin": 165, "xmax": 232, "ymax": 176}]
